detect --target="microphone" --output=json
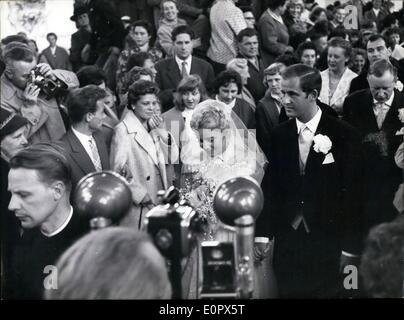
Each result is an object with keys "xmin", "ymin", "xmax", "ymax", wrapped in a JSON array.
[{"xmin": 234, "ymin": 214, "xmax": 255, "ymax": 299}]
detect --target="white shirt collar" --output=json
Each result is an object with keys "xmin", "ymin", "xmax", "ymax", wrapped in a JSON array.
[
  {"xmin": 50, "ymin": 46, "xmax": 56, "ymax": 55},
  {"xmin": 175, "ymin": 55, "xmax": 192, "ymax": 74},
  {"xmin": 41, "ymin": 206, "xmax": 73, "ymax": 237},
  {"xmin": 267, "ymin": 8, "xmax": 284, "ymax": 24},
  {"xmin": 71, "ymin": 126, "xmax": 92, "ymax": 141},
  {"xmin": 296, "ymin": 107, "xmax": 322, "ymax": 134},
  {"xmin": 373, "ymin": 91, "xmax": 395, "ymax": 108}
]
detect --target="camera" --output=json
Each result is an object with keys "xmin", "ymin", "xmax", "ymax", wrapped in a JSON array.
[
  {"xmin": 29, "ymin": 67, "xmax": 67, "ymax": 99},
  {"xmin": 144, "ymin": 186, "xmax": 205, "ymax": 299}
]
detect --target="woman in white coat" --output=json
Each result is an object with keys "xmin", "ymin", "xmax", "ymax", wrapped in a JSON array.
[
  {"xmin": 319, "ymin": 37, "xmax": 357, "ymax": 117},
  {"xmin": 110, "ymin": 80, "xmax": 178, "ymax": 229}
]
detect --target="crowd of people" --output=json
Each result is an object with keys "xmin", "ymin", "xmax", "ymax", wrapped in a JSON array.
[{"xmin": 1, "ymin": 0, "xmax": 404, "ymax": 299}]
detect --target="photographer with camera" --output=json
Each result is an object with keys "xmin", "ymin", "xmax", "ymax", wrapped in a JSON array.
[{"xmin": 1, "ymin": 42, "xmax": 79, "ymax": 144}]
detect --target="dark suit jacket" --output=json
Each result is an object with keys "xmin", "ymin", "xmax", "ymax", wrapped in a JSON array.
[
  {"xmin": 258, "ymin": 10, "xmax": 290, "ymax": 67},
  {"xmin": 256, "ymin": 112, "xmax": 363, "ymax": 297},
  {"xmin": 232, "ymin": 98, "xmax": 256, "ymax": 130},
  {"xmin": 155, "ymin": 56, "xmax": 215, "ymax": 111},
  {"xmin": 349, "ymin": 58, "xmax": 404, "ymax": 95},
  {"xmin": 39, "ymin": 46, "xmax": 72, "ymax": 71},
  {"xmin": 58, "ymin": 129, "xmax": 110, "ymax": 189},
  {"xmin": 256, "ymin": 95, "xmax": 337, "ymax": 154},
  {"xmin": 256, "ymin": 94, "xmax": 281, "ymax": 155},
  {"xmin": 343, "ymin": 89, "xmax": 402, "ymax": 229},
  {"xmin": 237, "ymin": 54, "xmax": 266, "ymax": 103},
  {"xmin": 70, "ymin": 28, "xmax": 92, "ymax": 72}
]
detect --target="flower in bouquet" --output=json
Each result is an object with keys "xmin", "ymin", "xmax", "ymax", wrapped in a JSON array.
[
  {"xmin": 179, "ymin": 171, "xmax": 218, "ymax": 240},
  {"xmin": 397, "ymin": 108, "xmax": 404, "ymax": 136}
]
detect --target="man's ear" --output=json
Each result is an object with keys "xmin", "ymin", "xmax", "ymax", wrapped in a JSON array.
[
  {"xmin": 52, "ymin": 181, "xmax": 66, "ymax": 201},
  {"xmin": 86, "ymin": 112, "xmax": 94, "ymax": 123},
  {"xmin": 387, "ymin": 47, "xmax": 392, "ymax": 57},
  {"xmin": 309, "ymin": 89, "xmax": 319, "ymax": 101},
  {"xmin": 4, "ymin": 65, "xmax": 14, "ymax": 79}
]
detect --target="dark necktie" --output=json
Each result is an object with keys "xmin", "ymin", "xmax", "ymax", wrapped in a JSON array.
[
  {"xmin": 278, "ymin": 106, "xmax": 288, "ymax": 123},
  {"xmin": 181, "ymin": 61, "xmax": 188, "ymax": 78}
]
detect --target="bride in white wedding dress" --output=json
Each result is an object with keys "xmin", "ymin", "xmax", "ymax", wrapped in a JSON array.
[{"xmin": 179, "ymin": 100, "xmax": 275, "ymax": 298}]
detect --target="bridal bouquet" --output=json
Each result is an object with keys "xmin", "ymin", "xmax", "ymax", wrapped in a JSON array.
[{"xmin": 180, "ymin": 170, "xmax": 218, "ymax": 240}]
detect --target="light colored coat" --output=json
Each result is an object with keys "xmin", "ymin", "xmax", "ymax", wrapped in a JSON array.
[
  {"xmin": 110, "ymin": 110, "xmax": 179, "ymax": 228},
  {"xmin": 0, "ymin": 70, "xmax": 78, "ymax": 143},
  {"xmin": 319, "ymin": 68, "xmax": 357, "ymax": 115}
]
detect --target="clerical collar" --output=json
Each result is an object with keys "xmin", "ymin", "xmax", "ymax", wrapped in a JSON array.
[
  {"xmin": 373, "ymin": 91, "xmax": 395, "ymax": 107},
  {"xmin": 41, "ymin": 206, "xmax": 73, "ymax": 237},
  {"xmin": 296, "ymin": 107, "xmax": 322, "ymax": 134}
]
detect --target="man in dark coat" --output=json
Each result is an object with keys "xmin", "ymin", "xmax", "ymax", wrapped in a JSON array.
[
  {"xmin": 349, "ymin": 34, "xmax": 404, "ymax": 94},
  {"xmin": 344, "ymin": 59, "xmax": 402, "ymax": 232},
  {"xmin": 256, "ymin": 64, "xmax": 363, "ymax": 298},
  {"xmin": 58, "ymin": 85, "xmax": 110, "ymax": 190},
  {"xmin": 155, "ymin": 25, "xmax": 214, "ymax": 111}
]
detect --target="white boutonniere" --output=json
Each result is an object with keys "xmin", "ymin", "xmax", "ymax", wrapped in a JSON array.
[
  {"xmin": 313, "ymin": 134, "xmax": 334, "ymax": 164},
  {"xmin": 313, "ymin": 134, "xmax": 332, "ymax": 154},
  {"xmin": 397, "ymin": 108, "xmax": 404, "ymax": 136},
  {"xmin": 395, "ymin": 80, "xmax": 404, "ymax": 92}
]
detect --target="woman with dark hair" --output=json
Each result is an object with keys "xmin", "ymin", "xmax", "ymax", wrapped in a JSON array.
[
  {"xmin": 116, "ymin": 51, "xmax": 157, "ymax": 99},
  {"xmin": 309, "ymin": 6, "xmax": 328, "ymax": 25},
  {"xmin": 162, "ymin": 74, "xmax": 207, "ymax": 186},
  {"xmin": 319, "ymin": 38, "xmax": 357, "ymax": 116},
  {"xmin": 110, "ymin": 80, "xmax": 178, "ymax": 229},
  {"xmin": 350, "ymin": 48, "xmax": 367, "ymax": 75},
  {"xmin": 213, "ymin": 69, "xmax": 256, "ymax": 129}
]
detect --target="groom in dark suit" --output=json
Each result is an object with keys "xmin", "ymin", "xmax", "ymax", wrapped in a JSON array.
[
  {"xmin": 343, "ymin": 59, "xmax": 402, "ymax": 232},
  {"xmin": 256, "ymin": 64, "xmax": 363, "ymax": 298},
  {"xmin": 58, "ymin": 85, "xmax": 110, "ymax": 190}
]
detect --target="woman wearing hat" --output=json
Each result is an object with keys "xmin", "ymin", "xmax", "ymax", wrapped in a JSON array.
[{"xmin": 0, "ymin": 108, "xmax": 29, "ymax": 299}]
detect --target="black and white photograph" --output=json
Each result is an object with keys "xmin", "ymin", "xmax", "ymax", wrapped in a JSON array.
[{"xmin": 1, "ymin": 0, "xmax": 403, "ymax": 306}]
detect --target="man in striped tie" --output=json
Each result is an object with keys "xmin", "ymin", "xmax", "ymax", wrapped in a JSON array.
[{"xmin": 58, "ymin": 85, "xmax": 110, "ymax": 189}]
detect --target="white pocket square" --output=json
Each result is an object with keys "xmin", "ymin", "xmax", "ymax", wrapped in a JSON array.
[{"xmin": 322, "ymin": 152, "xmax": 335, "ymax": 164}]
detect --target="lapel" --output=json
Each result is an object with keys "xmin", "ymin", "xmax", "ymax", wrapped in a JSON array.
[
  {"xmin": 66, "ymin": 130, "xmax": 96, "ymax": 174},
  {"xmin": 166, "ymin": 58, "xmax": 181, "ymax": 86},
  {"xmin": 330, "ymin": 68, "xmax": 355, "ymax": 106},
  {"xmin": 93, "ymin": 131, "xmax": 110, "ymax": 170},
  {"xmin": 122, "ymin": 111, "xmax": 159, "ymax": 166},
  {"xmin": 304, "ymin": 113, "xmax": 328, "ymax": 176},
  {"xmin": 189, "ymin": 57, "xmax": 199, "ymax": 75},
  {"xmin": 283, "ymin": 120, "xmax": 301, "ymax": 181},
  {"xmin": 381, "ymin": 90, "xmax": 402, "ymax": 131},
  {"xmin": 267, "ymin": 96, "xmax": 281, "ymax": 126},
  {"xmin": 361, "ymin": 91, "xmax": 380, "ymax": 131}
]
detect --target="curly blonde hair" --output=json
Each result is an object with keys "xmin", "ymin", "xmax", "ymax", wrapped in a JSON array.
[{"xmin": 190, "ymin": 100, "xmax": 230, "ymax": 131}]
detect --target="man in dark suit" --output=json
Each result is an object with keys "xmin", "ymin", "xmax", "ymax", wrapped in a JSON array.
[
  {"xmin": 344, "ymin": 59, "xmax": 402, "ymax": 232},
  {"xmin": 155, "ymin": 25, "xmax": 215, "ymax": 111},
  {"xmin": 69, "ymin": 6, "xmax": 92, "ymax": 72},
  {"xmin": 256, "ymin": 62, "xmax": 337, "ymax": 154},
  {"xmin": 39, "ymin": 33, "xmax": 72, "ymax": 71},
  {"xmin": 256, "ymin": 64, "xmax": 363, "ymax": 298},
  {"xmin": 236, "ymin": 28, "xmax": 266, "ymax": 103},
  {"xmin": 256, "ymin": 62, "xmax": 288, "ymax": 154},
  {"xmin": 58, "ymin": 85, "xmax": 110, "ymax": 190},
  {"xmin": 349, "ymin": 34, "xmax": 404, "ymax": 94}
]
